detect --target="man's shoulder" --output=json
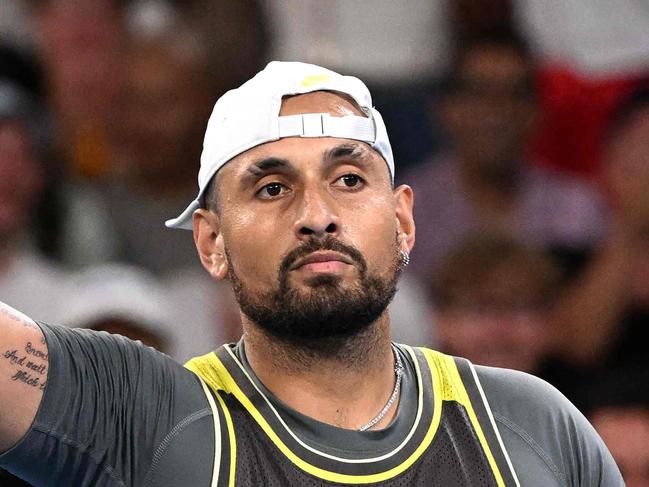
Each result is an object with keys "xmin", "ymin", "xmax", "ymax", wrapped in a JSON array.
[
  {"xmin": 472, "ymin": 364, "xmax": 622, "ymax": 487},
  {"xmin": 408, "ymin": 349, "xmax": 622, "ymax": 486},
  {"xmin": 473, "ymin": 364, "xmax": 568, "ymax": 414}
]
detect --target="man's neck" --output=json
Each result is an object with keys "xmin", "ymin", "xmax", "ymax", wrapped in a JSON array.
[{"xmin": 242, "ymin": 314, "xmax": 399, "ymax": 430}]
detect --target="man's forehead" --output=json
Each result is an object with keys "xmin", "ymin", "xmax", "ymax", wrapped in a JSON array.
[{"xmin": 279, "ymin": 91, "xmax": 366, "ymax": 118}]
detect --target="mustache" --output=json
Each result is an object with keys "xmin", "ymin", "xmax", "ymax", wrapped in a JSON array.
[{"xmin": 279, "ymin": 236, "xmax": 367, "ymax": 277}]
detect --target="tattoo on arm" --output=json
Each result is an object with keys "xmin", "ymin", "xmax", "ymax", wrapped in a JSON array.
[
  {"xmin": 2, "ymin": 342, "xmax": 49, "ymax": 391},
  {"xmin": 1, "ymin": 303, "xmax": 48, "ymax": 392}
]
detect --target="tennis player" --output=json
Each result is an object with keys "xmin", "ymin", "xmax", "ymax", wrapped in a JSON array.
[{"xmin": 0, "ymin": 61, "xmax": 622, "ymax": 486}]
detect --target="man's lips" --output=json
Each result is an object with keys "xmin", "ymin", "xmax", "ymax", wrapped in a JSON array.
[{"xmin": 289, "ymin": 251, "xmax": 354, "ymax": 271}]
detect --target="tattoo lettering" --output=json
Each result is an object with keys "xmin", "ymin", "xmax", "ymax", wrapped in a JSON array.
[
  {"xmin": 3, "ymin": 349, "xmax": 26, "ymax": 367},
  {"xmin": 25, "ymin": 342, "xmax": 48, "ymax": 360},
  {"xmin": 11, "ymin": 370, "xmax": 43, "ymax": 388},
  {"xmin": 2, "ymin": 343, "xmax": 48, "ymax": 391}
]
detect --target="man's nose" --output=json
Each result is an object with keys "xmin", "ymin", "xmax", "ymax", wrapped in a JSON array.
[{"xmin": 293, "ymin": 187, "xmax": 340, "ymax": 239}]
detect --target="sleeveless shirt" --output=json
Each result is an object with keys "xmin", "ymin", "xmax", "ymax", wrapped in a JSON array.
[{"xmin": 185, "ymin": 344, "xmax": 520, "ymax": 486}]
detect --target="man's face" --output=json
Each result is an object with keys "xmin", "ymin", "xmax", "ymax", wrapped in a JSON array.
[
  {"xmin": 591, "ymin": 407, "xmax": 649, "ymax": 487},
  {"xmin": 196, "ymin": 92, "xmax": 414, "ymax": 349},
  {"xmin": 442, "ymin": 44, "xmax": 536, "ymax": 173}
]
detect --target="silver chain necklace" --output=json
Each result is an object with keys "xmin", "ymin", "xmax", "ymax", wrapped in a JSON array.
[{"xmin": 358, "ymin": 345, "xmax": 404, "ymax": 432}]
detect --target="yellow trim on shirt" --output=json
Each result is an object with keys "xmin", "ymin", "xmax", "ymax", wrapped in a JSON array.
[
  {"xmin": 430, "ymin": 351, "xmax": 506, "ymax": 487},
  {"xmin": 188, "ymin": 350, "xmax": 442, "ymax": 484},
  {"xmin": 187, "ymin": 356, "xmax": 237, "ymax": 487}
]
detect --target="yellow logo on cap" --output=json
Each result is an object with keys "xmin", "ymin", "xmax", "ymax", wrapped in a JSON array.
[{"xmin": 300, "ymin": 74, "xmax": 330, "ymax": 87}]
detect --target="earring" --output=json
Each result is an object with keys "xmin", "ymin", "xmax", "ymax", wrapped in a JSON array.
[{"xmin": 399, "ymin": 250, "xmax": 410, "ymax": 267}]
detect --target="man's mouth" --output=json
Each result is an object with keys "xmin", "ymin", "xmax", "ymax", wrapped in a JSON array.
[{"xmin": 289, "ymin": 251, "xmax": 354, "ymax": 273}]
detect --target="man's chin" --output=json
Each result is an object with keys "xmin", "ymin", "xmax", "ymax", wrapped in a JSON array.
[{"xmin": 302, "ymin": 273, "xmax": 343, "ymax": 288}]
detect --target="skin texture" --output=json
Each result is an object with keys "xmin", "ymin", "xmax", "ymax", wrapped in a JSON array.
[{"xmin": 193, "ymin": 91, "xmax": 415, "ymax": 429}]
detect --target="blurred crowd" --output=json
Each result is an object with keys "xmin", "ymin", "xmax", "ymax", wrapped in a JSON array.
[{"xmin": 0, "ymin": 1, "xmax": 648, "ymax": 485}]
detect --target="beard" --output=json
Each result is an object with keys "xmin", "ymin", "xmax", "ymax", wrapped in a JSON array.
[{"xmin": 227, "ymin": 235, "xmax": 400, "ymax": 357}]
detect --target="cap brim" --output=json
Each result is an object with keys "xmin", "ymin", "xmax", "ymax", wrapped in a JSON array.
[{"xmin": 165, "ymin": 199, "xmax": 201, "ymax": 230}]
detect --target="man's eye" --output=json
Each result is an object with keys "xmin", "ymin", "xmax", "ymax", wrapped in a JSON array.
[
  {"xmin": 336, "ymin": 174, "xmax": 364, "ymax": 188},
  {"xmin": 257, "ymin": 182, "xmax": 286, "ymax": 199}
]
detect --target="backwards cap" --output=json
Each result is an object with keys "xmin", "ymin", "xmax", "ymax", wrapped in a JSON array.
[{"xmin": 165, "ymin": 61, "xmax": 394, "ymax": 230}]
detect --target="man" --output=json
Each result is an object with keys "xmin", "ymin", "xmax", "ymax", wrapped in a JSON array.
[{"xmin": 0, "ymin": 62, "xmax": 622, "ymax": 485}]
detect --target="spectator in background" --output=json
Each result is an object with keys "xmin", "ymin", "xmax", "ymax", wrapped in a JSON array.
[
  {"xmin": 403, "ymin": 29, "xmax": 606, "ymax": 285},
  {"xmin": 0, "ymin": 78, "xmax": 70, "ymax": 323},
  {"xmin": 544, "ymin": 84, "xmax": 649, "ymax": 396},
  {"xmin": 26, "ymin": 0, "xmax": 127, "ymax": 179},
  {"xmin": 430, "ymin": 235, "xmax": 560, "ymax": 373}
]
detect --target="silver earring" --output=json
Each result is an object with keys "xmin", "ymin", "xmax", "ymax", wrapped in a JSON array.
[{"xmin": 400, "ymin": 250, "xmax": 410, "ymax": 267}]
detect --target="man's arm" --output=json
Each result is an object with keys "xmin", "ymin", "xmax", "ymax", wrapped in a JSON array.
[{"xmin": 0, "ymin": 302, "xmax": 48, "ymax": 453}]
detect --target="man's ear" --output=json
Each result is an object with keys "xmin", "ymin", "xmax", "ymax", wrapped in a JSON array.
[
  {"xmin": 193, "ymin": 209, "xmax": 228, "ymax": 280},
  {"xmin": 393, "ymin": 184, "xmax": 415, "ymax": 253}
]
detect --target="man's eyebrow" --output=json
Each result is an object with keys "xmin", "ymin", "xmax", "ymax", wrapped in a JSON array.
[
  {"xmin": 241, "ymin": 157, "xmax": 296, "ymax": 186},
  {"xmin": 323, "ymin": 143, "xmax": 370, "ymax": 163}
]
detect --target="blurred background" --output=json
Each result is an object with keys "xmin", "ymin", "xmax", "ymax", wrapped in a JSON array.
[{"xmin": 0, "ymin": 1, "xmax": 648, "ymax": 485}]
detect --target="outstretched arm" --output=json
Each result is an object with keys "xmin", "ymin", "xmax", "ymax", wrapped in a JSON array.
[{"xmin": 0, "ymin": 302, "xmax": 48, "ymax": 453}]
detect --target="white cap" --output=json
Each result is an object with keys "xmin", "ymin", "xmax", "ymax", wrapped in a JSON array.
[{"xmin": 165, "ymin": 61, "xmax": 394, "ymax": 230}]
